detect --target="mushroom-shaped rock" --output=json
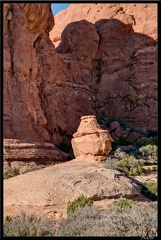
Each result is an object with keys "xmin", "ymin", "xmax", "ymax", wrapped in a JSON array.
[{"xmin": 71, "ymin": 115, "xmax": 113, "ymax": 161}]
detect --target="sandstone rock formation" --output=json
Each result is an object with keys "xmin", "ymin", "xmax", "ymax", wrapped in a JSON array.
[
  {"xmin": 3, "ymin": 139, "xmax": 67, "ymax": 170},
  {"xmin": 50, "ymin": 3, "xmax": 157, "ymax": 133},
  {"xmin": 3, "ymin": 3, "xmax": 95, "ymax": 162},
  {"xmin": 3, "ymin": 3, "xmax": 157, "ymax": 163},
  {"xmin": 72, "ymin": 115, "xmax": 113, "ymax": 161},
  {"xmin": 4, "ymin": 159, "xmax": 144, "ymax": 221},
  {"xmin": 50, "ymin": 4, "xmax": 157, "ymax": 47}
]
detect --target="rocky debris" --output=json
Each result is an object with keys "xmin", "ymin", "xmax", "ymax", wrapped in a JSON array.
[
  {"xmin": 126, "ymin": 132, "xmax": 142, "ymax": 142},
  {"xmin": 108, "ymin": 121, "xmax": 123, "ymax": 141},
  {"xmin": 107, "ymin": 120, "xmax": 151, "ymax": 143},
  {"xmin": 4, "ymin": 159, "xmax": 143, "ymax": 220},
  {"xmin": 72, "ymin": 115, "xmax": 113, "ymax": 161}
]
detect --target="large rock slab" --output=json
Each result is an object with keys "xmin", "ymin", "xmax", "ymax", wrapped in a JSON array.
[
  {"xmin": 4, "ymin": 159, "xmax": 141, "ymax": 208},
  {"xmin": 4, "ymin": 139, "xmax": 67, "ymax": 163}
]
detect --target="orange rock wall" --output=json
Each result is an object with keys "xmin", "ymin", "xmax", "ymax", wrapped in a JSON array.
[{"xmin": 4, "ymin": 3, "xmax": 157, "ymax": 150}]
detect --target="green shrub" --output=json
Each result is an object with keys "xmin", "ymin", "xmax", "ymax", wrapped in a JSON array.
[
  {"xmin": 104, "ymin": 157, "xmax": 119, "ymax": 170},
  {"xmin": 128, "ymin": 167, "xmax": 144, "ymax": 176},
  {"xmin": 151, "ymin": 136, "xmax": 157, "ymax": 146},
  {"xmin": 56, "ymin": 202, "xmax": 157, "ymax": 236},
  {"xmin": 141, "ymin": 182, "xmax": 157, "ymax": 201},
  {"xmin": 114, "ymin": 148, "xmax": 128, "ymax": 159},
  {"xmin": 134, "ymin": 140, "xmax": 145, "ymax": 147},
  {"xmin": 113, "ymin": 152, "xmax": 145, "ymax": 176},
  {"xmin": 4, "ymin": 211, "xmax": 55, "ymax": 236},
  {"xmin": 144, "ymin": 139, "xmax": 156, "ymax": 146},
  {"xmin": 3, "ymin": 167, "xmax": 20, "ymax": 179},
  {"xmin": 139, "ymin": 144, "xmax": 157, "ymax": 164},
  {"xmin": 67, "ymin": 194, "xmax": 93, "ymax": 215},
  {"xmin": 114, "ymin": 198, "xmax": 138, "ymax": 210}
]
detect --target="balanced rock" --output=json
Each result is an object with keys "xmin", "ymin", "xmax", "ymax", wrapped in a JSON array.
[{"xmin": 71, "ymin": 115, "xmax": 113, "ymax": 161}]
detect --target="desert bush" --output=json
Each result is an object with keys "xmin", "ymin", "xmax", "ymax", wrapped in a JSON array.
[
  {"xmin": 113, "ymin": 198, "xmax": 138, "ymax": 210},
  {"xmin": 4, "ymin": 211, "xmax": 55, "ymax": 236},
  {"xmin": 113, "ymin": 153, "xmax": 145, "ymax": 176},
  {"xmin": 144, "ymin": 139, "xmax": 156, "ymax": 146},
  {"xmin": 151, "ymin": 136, "xmax": 157, "ymax": 146},
  {"xmin": 134, "ymin": 140, "xmax": 145, "ymax": 147},
  {"xmin": 55, "ymin": 202, "xmax": 157, "ymax": 237},
  {"xmin": 67, "ymin": 194, "xmax": 93, "ymax": 215},
  {"xmin": 114, "ymin": 148, "xmax": 128, "ymax": 159},
  {"xmin": 104, "ymin": 157, "xmax": 119, "ymax": 170},
  {"xmin": 3, "ymin": 166, "xmax": 20, "ymax": 179},
  {"xmin": 139, "ymin": 144, "xmax": 157, "ymax": 164},
  {"xmin": 141, "ymin": 182, "xmax": 157, "ymax": 201}
]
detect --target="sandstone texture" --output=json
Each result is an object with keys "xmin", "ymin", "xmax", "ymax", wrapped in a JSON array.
[
  {"xmin": 3, "ymin": 3, "xmax": 95, "ymax": 162},
  {"xmin": 4, "ymin": 159, "xmax": 145, "ymax": 221},
  {"xmin": 4, "ymin": 3, "xmax": 157, "ymax": 163},
  {"xmin": 50, "ymin": 3, "xmax": 157, "ymax": 133},
  {"xmin": 72, "ymin": 115, "xmax": 113, "ymax": 161},
  {"xmin": 4, "ymin": 139, "xmax": 67, "ymax": 164}
]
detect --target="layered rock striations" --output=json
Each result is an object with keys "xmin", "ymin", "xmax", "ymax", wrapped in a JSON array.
[{"xmin": 72, "ymin": 115, "xmax": 113, "ymax": 161}]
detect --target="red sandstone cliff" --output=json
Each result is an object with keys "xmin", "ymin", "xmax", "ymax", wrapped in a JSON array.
[
  {"xmin": 3, "ymin": 3, "xmax": 157, "ymax": 162},
  {"xmin": 50, "ymin": 3, "xmax": 157, "ymax": 133}
]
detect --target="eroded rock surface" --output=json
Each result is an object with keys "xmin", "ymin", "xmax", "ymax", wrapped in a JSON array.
[
  {"xmin": 50, "ymin": 3, "xmax": 157, "ymax": 133},
  {"xmin": 3, "ymin": 3, "xmax": 95, "ymax": 163},
  {"xmin": 72, "ymin": 115, "xmax": 113, "ymax": 161},
  {"xmin": 4, "ymin": 159, "xmax": 143, "ymax": 220},
  {"xmin": 4, "ymin": 3, "xmax": 157, "ymax": 163},
  {"xmin": 4, "ymin": 139, "xmax": 67, "ymax": 165}
]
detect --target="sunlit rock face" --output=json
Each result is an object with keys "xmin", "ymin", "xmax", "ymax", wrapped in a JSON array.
[
  {"xmin": 50, "ymin": 3, "xmax": 157, "ymax": 134},
  {"xmin": 72, "ymin": 115, "xmax": 113, "ymax": 162},
  {"xmin": 4, "ymin": 3, "xmax": 157, "ymax": 163}
]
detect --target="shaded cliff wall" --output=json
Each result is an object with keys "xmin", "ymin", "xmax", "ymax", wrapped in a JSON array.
[
  {"xmin": 50, "ymin": 3, "xmax": 157, "ymax": 133},
  {"xmin": 4, "ymin": 3, "xmax": 157, "ymax": 149}
]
